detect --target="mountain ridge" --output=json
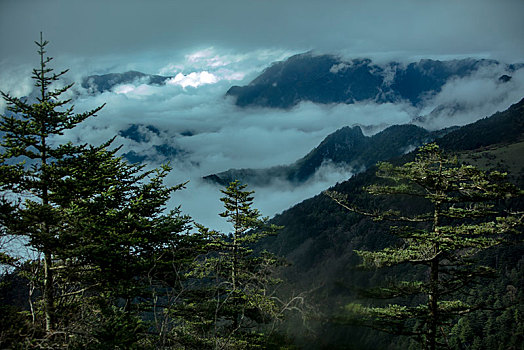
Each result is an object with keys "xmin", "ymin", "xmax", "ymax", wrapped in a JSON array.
[
  {"xmin": 227, "ymin": 53, "xmax": 517, "ymax": 109},
  {"xmin": 204, "ymin": 123, "xmax": 435, "ymax": 186},
  {"xmin": 81, "ymin": 71, "xmax": 172, "ymax": 94}
]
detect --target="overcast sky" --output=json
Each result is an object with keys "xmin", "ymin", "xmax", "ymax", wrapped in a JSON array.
[
  {"xmin": 2, "ymin": 0, "xmax": 524, "ymax": 64},
  {"xmin": 1, "ymin": 0, "xmax": 524, "ymax": 231}
]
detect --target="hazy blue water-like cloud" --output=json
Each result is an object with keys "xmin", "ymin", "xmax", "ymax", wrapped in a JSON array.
[
  {"xmin": 415, "ymin": 66, "xmax": 524, "ymax": 130},
  {"xmin": 28, "ymin": 49, "xmax": 415, "ymax": 230},
  {"xmin": 53, "ymin": 65, "xmax": 521, "ymax": 231},
  {"xmin": 2, "ymin": 0, "xmax": 524, "ymax": 231},
  {"xmin": 2, "ymin": 44, "xmax": 524, "ymax": 230}
]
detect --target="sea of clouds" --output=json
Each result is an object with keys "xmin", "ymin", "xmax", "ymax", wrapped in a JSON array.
[{"xmin": 1, "ymin": 48, "xmax": 523, "ymax": 232}]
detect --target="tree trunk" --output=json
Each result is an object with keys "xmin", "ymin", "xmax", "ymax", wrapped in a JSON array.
[
  {"xmin": 428, "ymin": 192, "xmax": 442, "ymax": 350},
  {"xmin": 43, "ymin": 249, "xmax": 55, "ymax": 332},
  {"xmin": 428, "ymin": 258, "xmax": 438, "ymax": 350}
]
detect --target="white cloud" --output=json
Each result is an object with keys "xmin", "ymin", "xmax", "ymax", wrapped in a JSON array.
[
  {"xmin": 217, "ymin": 69, "xmax": 245, "ymax": 81},
  {"xmin": 158, "ymin": 63, "xmax": 184, "ymax": 76},
  {"xmin": 415, "ymin": 65, "xmax": 524, "ymax": 130},
  {"xmin": 172, "ymin": 161, "xmax": 354, "ymax": 233},
  {"xmin": 186, "ymin": 48, "xmax": 231, "ymax": 68},
  {"xmin": 186, "ymin": 48, "xmax": 216, "ymax": 63},
  {"xmin": 167, "ymin": 71, "xmax": 219, "ymax": 88},
  {"xmin": 57, "ymin": 72, "xmax": 425, "ymax": 231},
  {"xmin": 329, "ymin": 62, "xmax": 349, "ymax": 74},
  {"xmin": 252, "ymin": 161, "xmax": 354, "ymax": 217},
  {"xmin": 113, "ymin": 83, "xmax": 158, "ymax": 97},
  {"xmin": 0, "ymin": 64, "xmax": 33, "ymax": 113}
]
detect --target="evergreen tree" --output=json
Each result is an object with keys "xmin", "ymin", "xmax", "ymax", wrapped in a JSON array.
[
  {"xmin": 52, "ymin": 145, "xmax": 189, "ymax": 300},
  {"xmin": 52, "ymin": 146, "xmax": 198, "ymax": 348},
  {"xmin": 188, "ymin": 181, "xmax": 284, "ymax": 349},
  {"xmin": 0, "ymin": 33, "xmax": 104, "ymax": 332},
  {"xmin": 0, "ymin": 35, "xmax": 199, "ymax": 348},
  {"xmin": 327, "ymin": 143, "xmax": 523, "ymax": 350}
]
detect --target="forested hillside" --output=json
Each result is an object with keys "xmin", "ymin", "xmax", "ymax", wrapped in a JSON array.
[
  {"xmin": 205, "ymin": 124, "xmax": 433, "ymax": 186},
  {"xmin": 262, "ymin": 98, "xmax": 524, "ymax": 349}
]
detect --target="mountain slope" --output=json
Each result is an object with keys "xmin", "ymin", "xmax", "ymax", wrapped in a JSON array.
[
  {"xmin": 206, "ymin": 97, "xmax": 524, "ymax": 187},
  {"xmin": 262, "ymin": 98, "xmax": 524, "ymax": 348},
  {"xmin": 436, "ymin": 97, "xmax": 524, "ymax": 150},
  {"xmin": 267, "ymin": 97, "xmax": 524, "ymax": 275},
  {"xmin": 204, "ymin": 124, "xmax": 433, "ymax": 186},
  {"xmin": 227, "ymin": 53, "xmax": 508, "ymax": 109}
]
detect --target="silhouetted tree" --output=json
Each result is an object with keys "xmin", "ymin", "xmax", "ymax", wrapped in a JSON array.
[
  {"xmin": 0, "ymin": 33, "xmax": 104, "ymax": 332},
  {"xmin": 0, "ymin": 35, "xmax": 197, "ymax": 349}
]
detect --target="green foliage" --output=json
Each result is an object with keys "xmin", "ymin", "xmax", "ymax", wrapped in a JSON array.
[
  {"xmin": 327, "ymin": 143, "xmax": 523, "ymax": 349},
  {"xmin": 182, "ymin": 181, "xmax": 285, "ymax": 348},
  {"xmin": 53, "ymin": 146, "xmax": 193, "ymax": 301},
  {"xmin": 0, "ymin": 33, "xmax": 107, "ymax": 334},
  {"xmin": 0, "ymin": 35, "xmax": 312, "ymax": 350},
  {"xmin": 71, "ymin": 304, "xmax": 148, "ymax": 350},
  {"xmin": 0, "ymin": 35, "xmax": 202, "ymax": 348},
  {"xmin": 0, "ymin": 305, "xmax": 38, "ymax": 349}
]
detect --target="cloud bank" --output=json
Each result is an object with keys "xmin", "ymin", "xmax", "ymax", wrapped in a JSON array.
[
  {"xmin": 8, "ymin": 48, "xmax": 512, "ymax": 231},
  {"xmin": 415, "ymin": 65, "xmax": 524, "ymax": 130},
  {"xmin": 1, "ymin": 0, "xmax": 524, "ymax": 232}
]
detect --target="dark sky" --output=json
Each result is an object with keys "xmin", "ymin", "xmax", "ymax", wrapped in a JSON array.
[{"xmin": 2, "ymin": 0, "xmax": 524, "ymax": 64}]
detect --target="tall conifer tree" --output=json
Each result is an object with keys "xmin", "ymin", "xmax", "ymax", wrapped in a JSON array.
[
  {"xmin": 327, "ymin": 143, "xmax": 522, "ymax": 350},
  {"xmin": 0, "ymin": 36, "xmax": 197, "ymax": 348},
  {"xmin": 0, "ymin": 33, "xmax": 104, "ymax": 332},
  {"xmin": 188, "ymin": 181, "xmax": 284, "ymax": 349}
]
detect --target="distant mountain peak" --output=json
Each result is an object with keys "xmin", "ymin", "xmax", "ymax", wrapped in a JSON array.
[
  {"xmin": 204, "ymin": 124, "xmax": 431, "ymax": 186},
  {"xmin": 81, "ymin": 71, "xmax": 172, "ymax": 94},
  {"xmin": 227, "ymin": 54, "xmax": 511, "ymax": 109}
]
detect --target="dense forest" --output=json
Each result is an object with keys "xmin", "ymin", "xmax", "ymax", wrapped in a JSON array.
[{"xmin": 1, "ymin": 38, "xmax": 523, "ymax": 349}]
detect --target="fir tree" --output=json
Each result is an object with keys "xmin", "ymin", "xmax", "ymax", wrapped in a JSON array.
[
  {"xmin": 0, "ymin": 35, "xmax": 198, "ymax": 348},
  {"xmin": 52, "ymin": 147, "xmax": 197, "ymax": 347},
  {"xmin": 0, "ymin": 33, "xmax": 104, "ymax": 332},
  {"xmin": 326, "ymin": 143, "xmax": 523, "ymax": 350},
  {"xmin": 189, "ymin": 181, "xmax": 284, "ymax": 349}
]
